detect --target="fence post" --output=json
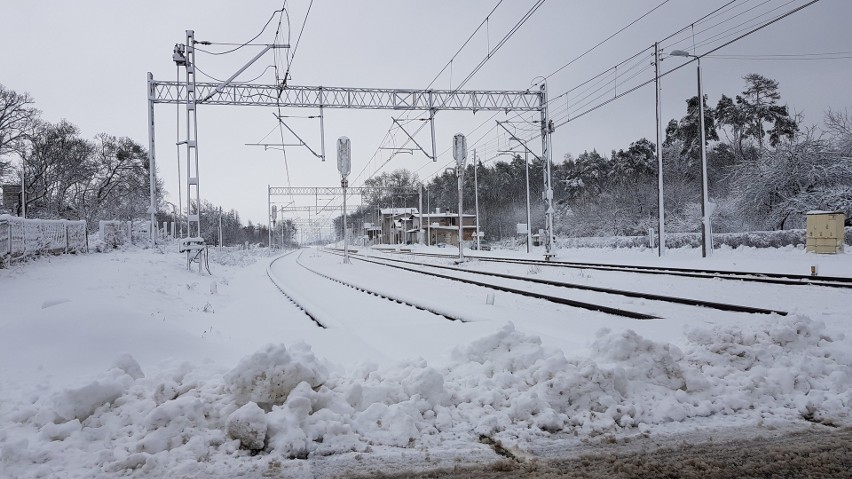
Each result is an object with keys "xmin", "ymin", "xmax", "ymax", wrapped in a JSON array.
[{"xmin": 64, "ymin": 221, "xmax": 69, "ymax": 254}]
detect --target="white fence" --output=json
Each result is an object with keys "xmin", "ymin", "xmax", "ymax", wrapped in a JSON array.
[{"xmin": 0, "ymin": 215, "xmax": 88, "ymax": 266}]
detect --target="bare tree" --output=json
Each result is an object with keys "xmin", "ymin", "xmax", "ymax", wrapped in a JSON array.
[
  {"xmin": 20, "ymin": 120, "xmax": 92, "ymax": 218},
  {"xmin": 0, "ymin": 84, "xmax": 39, "ymax": 179}
]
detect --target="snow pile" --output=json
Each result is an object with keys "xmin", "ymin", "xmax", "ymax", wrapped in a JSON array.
[
  {"xmin": 0, "ymin": 316, "xmax": 849, "ymax": 476},
  {"xmin": 224, "ymin": 343, "xmax": 328, "ymax": 409}
]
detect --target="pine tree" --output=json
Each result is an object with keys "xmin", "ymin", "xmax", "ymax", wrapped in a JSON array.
[{"xmin": 716, "ymin": 74, "xmax": 798, "ymax": 154}]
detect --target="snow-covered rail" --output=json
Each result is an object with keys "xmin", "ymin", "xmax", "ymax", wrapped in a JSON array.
[
  {"xmin": 293, "ymin": 251, "xmax": 469, "ymax": 323},
  {"xmin": 266, "ymin": 251, "xmax": 327, "ymax": 329},
  {"xmin": 325, "ymin": 249, "xmax": 660, "ymax": 320},
  {"xmin": 385, "ymin": 250, "xmax": 852, "ymax": 289},
  {"xmin": 267, "ymin": 250, "xmax": 471, "ymax": 328},
  {"xmin": 343, "ymin": 250, "xmax": 788, "ymax": 316}
]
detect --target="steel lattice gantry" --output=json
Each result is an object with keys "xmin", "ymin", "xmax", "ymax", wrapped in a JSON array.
[
  {"xmin": 268, "ymin": 186, "xmax": 419, "ymax": 196},
  {"xmin": 268, "ymin": 185, "xmax": 422, "ymax": 248},
  {"xmin": 150, "ymin": 82, "xmax": 543, "ymax": 111},
  {"xmin": 146, "ymin": 60, "xmax": 557, "ymax": 257}
]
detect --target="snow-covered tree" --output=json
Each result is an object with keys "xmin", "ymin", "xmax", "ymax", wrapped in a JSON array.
[
  {"xmin": 730, "ymin": 127, "xmax": 851, "ymax": 230},
  {"xmin": 0, "ymin": 84, "xmax": 39, "ymax": 180},
  {"xmin": 716, "ymin": 74, "xmax": 798, "ymax": 156},
  {"xmin": 20, "ymin": 120, "xmax": 93, "ymax": 218},
  {"xmin": 665, "ymin": 95, "xmax": 719, "ymax": 158}
]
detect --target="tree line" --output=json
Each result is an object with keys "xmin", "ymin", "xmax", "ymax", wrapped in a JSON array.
[
  {"xmin": 0, "ymin": 83, "xmax": 274, "ymax": 246},
  {"xmin": 347, "ymin": 74, "xmax": 851, "ymax": 241}
]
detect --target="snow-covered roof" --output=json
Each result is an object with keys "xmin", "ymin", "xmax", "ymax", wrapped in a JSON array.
[
  {"xmin": 379, "ymin": 207, "xmax": 418, "ymax": 215},
  {"xmin": 428, "ymin": 225, "xmax": 477, "ymax": 230},
  {"xmin": 419, "ymin": 212, "xmax": 476, "ymax": 218},
  {"xmin": 806, "ymin": 210, "xmax": 844, "ymax": 215}
]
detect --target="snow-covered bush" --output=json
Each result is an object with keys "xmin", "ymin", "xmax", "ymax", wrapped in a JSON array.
[
  {"xmin": 98, "ymin": 220, "xmax": 151, "ymax": 248},
  {"xmin": 550, "ymin": 227, "xmax": 850, "ymax": 250}
]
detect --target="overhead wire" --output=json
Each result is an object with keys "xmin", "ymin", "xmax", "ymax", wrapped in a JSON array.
[
  {"xmin": 706, "ymin": 51, "xmax": 852, "ymax": 60},
  {"xmin": 195, "ymin": 64, "xmax": 276, "ymax": 83},
  {"xmin": 418, "ymin": 0, "xmax": 821, "ymax": 183},
  {"xmin": 416, "ymin": 0, "xmax": 676, "ymax": 182},
  {"xmin": 284, "ymin": 0, "xmax": 314, "ymax": 85},
  {"xmin": 269, "ymin": 2, "xmax": 293, "ymax": 204},
  {"xmin": 305, "ymin": 0, "xmax": 824, "ymax": 228},
  {"xmin": 551, "ymin": 0, "xmax": 821, "ymax": 131},
  {"xmin": 194, "ymin": 5, "xmax": 287, "ymax": 55},
  {"xmin": 541, "ymin": 0, "xmax": 670, "ymax": 82},
  {"xmin": 691, "ymin": 0, "xmax": 797, "ymax": 51},
  {"xmin": 354, "ymin": 0, "xmax": 544, "ymax": 187}
]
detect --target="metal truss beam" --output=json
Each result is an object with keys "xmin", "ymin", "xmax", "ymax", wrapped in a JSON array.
[
  {"xmin": 269, "ymin": 186, "xmax": 419, "ymax": 196},
  {"xmin": 152, "ymin": 82, "xmax": 542, "ymax": 112},
  {"xmin": 274, "ymin": 206, "xmax": 364, "ymax": 213}
]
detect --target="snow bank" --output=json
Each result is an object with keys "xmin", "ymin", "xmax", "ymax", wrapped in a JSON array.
[
  {"xmin": 224, "ymin": 343, "xmax": 329, "ymax": 409},
  {"xmin": 1, "ymin": 316, "xmax": 849, "ymax": 477}
]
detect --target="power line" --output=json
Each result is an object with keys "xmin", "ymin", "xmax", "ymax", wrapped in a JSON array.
[
  {"xmin": 542, "ymin": 0, "xmax": 671, "ymax": 82},
  {"xmin": 195, "ymin": 64, "xmax": 276, "ymax": 83},
  {"xmin": 354, "ymin": 0, "xmax": 546, "ymax": 187},
  {"xmin": 195, "ymin": 4, "xmax": 287, "ymax": 55},
  {"xmin": 416, "ymin": 0, "xmax": 677, "ymax": 182},
  {"xmin": 420, "ymin": 0, "xmax": 823, "ymax": 184},
  {"xmin": 554, "ymin": 0, "xmax": 821, "ymax": 130},
  {"xmin": 706, "ymin": 51, "xmax": 852, "ymax": 60},
  {"xmin": 284, "ymin": 0, "xmax": 315, "ymax": 84},
  {"xmin": 424, "ymin": 0, "xmax": 505, "ymax": 91}
]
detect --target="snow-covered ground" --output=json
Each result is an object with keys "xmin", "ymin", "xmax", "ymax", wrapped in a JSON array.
[{"xmin": 0, "ymin": 243, "xmax": 850, "ymax": 478}]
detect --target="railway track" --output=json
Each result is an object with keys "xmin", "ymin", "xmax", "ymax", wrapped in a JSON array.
[
  {"xmin": 376, "ymin": 250, "xmax": 852, "ymax": 289},
  {"xmin": 307, "ymin": 248, "xmax": 661, "ymax": 320},
  {"xmin": 267, "ymin": 250, "xmax": 472, "ymax": 325},
  {"xmin": 335, "ymin": 250, "xmax": 788, "ymax": 316}
]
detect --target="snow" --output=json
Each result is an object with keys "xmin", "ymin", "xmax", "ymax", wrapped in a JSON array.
[{"xmin": 0, "ymin": 242, "xmax": 850, "ymax": 477}]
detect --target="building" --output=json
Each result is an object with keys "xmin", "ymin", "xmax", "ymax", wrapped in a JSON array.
[
  {"xmin": 416, "ymin": 209, "xmax": 477, "ymax": 246},
  {"xmin": 375, "ymin": 207, "xmax": 478, "ymax": 246},
  {"xmin": 364, "ymin": 222, "xmax": 382, "ymax": 243},
  {"xmin": 0, "ymin": 185, "xmax": 22, "ymax": 215},
  {"xmin": 379, "ymin": 208, "xmax": 418, "ymax": 244}
]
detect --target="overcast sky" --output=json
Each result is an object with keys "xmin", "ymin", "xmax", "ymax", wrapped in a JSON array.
[{"xmin": 2, "ymin": 1, "xmax": 850, "ymax": 226}]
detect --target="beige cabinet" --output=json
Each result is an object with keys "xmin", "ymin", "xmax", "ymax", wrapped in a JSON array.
[{"xmin": 806, "ymin": 211, "xmax": 845, "ymax": 254}]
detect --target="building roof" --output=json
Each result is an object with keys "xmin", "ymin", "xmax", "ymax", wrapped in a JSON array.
[
  {"xmin": 379, "ymin": 207, "xmax": 418, "ymax": 215},
  {"xmin": 419, "ymin": 212, "xmax": 476, "ymax": 218},
  {"xmin": 428, "ymin": 225, "xmax": 477, "ymax": 230}
]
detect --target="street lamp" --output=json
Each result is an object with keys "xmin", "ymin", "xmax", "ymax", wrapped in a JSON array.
[{"xmin": 670, "ymin": 50, "xmax": 713, "ymax": 257}]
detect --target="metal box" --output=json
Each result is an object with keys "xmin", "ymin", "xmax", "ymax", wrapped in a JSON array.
[{"xmin": 806, "ymin": 211, "xmax": 845, "ymax": 254}]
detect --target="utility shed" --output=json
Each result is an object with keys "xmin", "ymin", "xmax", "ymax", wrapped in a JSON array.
[{"xmin": 806, "ymin": 211, "xmax": 845, "ymax": 254}]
